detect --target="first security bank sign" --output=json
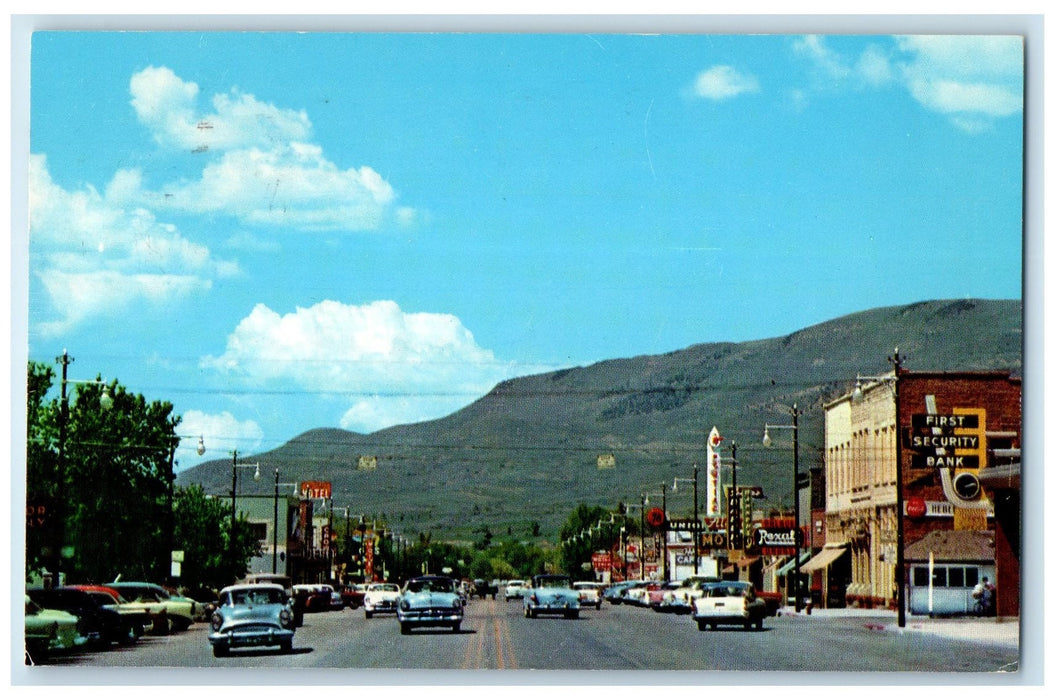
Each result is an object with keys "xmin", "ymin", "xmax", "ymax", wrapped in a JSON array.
[{"xmin": 907, "ymin": 406, "xmax": 991, "ymax": 526}]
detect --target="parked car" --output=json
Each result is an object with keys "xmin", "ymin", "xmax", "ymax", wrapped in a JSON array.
[
  {"xmin": 24, "ymin": 594, "xmax": 86, "ymax": 661},
  {"xmin": 524, "ymin": 574, "xmax": 580, "ymax": 619},
  {"xmin": 28, "ymin": 587, "xmax": 130, "ymax": 648},
  {"xmin": 67, "ymin": 585, "xmax": 155, "ymax": 640},
  {"xmin": 692, "ymin": 581, "xmax": 767, "ymax": 631},
  {"xmin": 664, "ymin": 575, "xmax": 719, "ymax": 614},
  {"xmin": 363, "ymin": 582, "xmax": 401, "ymax": 618},
  {"xmin": 397, "ymin": 575, "xmax": 464, "ymax": 634},
  {"xmin": 107, "ymin": 581, "xmax": 196, "ymax": 632},
  {"xmin": 649, "ymin": 581, "xmax": 683, "ymax": 612},
  {"xmin": 341, "ymin": 583, "xmax": 366, "ymax": 609},
  {"xmin": 572, "ymin": 581, "xmax": 604, "ymax": 610},
  {"xmin": 623, "ymin": 581, "xmax": 661, "ymax": 607},
  {"xmin": 602, "ymin": 580, "xmax": 641, "ymax": 604},
  {"xmin": 208, "ymin": 583, "xmax": 295, "ymax": 657},
  {"xmin": 504, "ymin": 579, "xmax": 527, "ymax": 600}
]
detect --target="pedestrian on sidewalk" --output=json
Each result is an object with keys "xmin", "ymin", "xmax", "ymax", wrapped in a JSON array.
[{"xmin": 972, "ymin": 576, "xmax": 995, "ymax": 616}]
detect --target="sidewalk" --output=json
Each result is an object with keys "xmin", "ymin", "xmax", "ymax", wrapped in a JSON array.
[{"xmin": 777, "ymin": 606, "xmax": 1020, "ymax": 648}]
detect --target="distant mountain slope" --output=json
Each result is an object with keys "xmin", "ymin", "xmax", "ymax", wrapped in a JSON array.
[{"xmin": 177, "ymin": 298, "xmax": 1022, "ymax": 539}]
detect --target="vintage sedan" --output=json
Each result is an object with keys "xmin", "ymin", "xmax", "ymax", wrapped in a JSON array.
[
  {"xmin": 107, "ymin": 581, "xmax": 196, "ymax": 632},
  {"xmin": 70, "ymin": 584, "xmax": 157, "ymax": 637},
  {"xmin": 692, "ymin": 581, "xmax": 767, "ymax": 631},
  {"xmin": 24, "ymin": 595, "xmax": 87, "ymax": 661},
  {"xmin": 341, "ymin": 583, "xmax": 366, "ymax": 609},
  {"xmin": 396, "ymin": 575, "xmax": 464, "ymax": 634},
  {"xmin": 524, "ymin": 574, "xmax": 580, "ymax": 619},
  {"xmin": 30, "ymin": 586, "xmax": 139, "ymax": 646},
  {"xmin": 503, "ymin": 579, "xmax": 527, "ymax": 600},
  {"xmin": 572, "ymin": 581, "xmax": 604, "ymax": 610},
  {"xmin": 363, "ymin": 582, "xmax": 401, "ymax": 618},
  {"xmin": 208, "ymin": 583, "xmax": 295, "ymax": 657}
]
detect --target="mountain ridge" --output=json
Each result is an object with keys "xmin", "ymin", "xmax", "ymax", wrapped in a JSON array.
[{"xmin": 176, "ymin": 298, "xmax": 1022, "ymax": 539}]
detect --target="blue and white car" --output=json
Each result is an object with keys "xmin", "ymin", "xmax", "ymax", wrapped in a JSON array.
[
  {"xmin": 397, "ymin": 575, "xmax": 464, "ymax": 634},
  {"xmin": 524, "ymin": 574, "xmax": 580, "ymax": 619},
  {"xmin": 208, "ymin": 583, "xmax": 295, "ymax": 657}
]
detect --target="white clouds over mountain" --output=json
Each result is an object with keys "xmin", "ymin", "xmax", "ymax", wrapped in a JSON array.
[{"xmin": 200, "ymin": 300, "xmax": 522, "ymax": 433}]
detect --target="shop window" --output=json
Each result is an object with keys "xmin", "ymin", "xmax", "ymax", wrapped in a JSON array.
[
  {"xmin": 965, "ymin": 567, "xmax": 979, "ymax": 588},
  {"xmin": 948, "ymin": 567, "xmax": 965, "ymax": 588}
]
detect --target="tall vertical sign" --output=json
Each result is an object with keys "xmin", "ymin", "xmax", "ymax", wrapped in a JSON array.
[{"xmin": 706, "ymin": 427, "xmax": 723, "ymax": 517}]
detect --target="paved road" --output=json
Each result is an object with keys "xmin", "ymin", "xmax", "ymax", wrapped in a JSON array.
[{"xmin": 33, "ymin": 598, "xmax": 1019, "ymax": 675}]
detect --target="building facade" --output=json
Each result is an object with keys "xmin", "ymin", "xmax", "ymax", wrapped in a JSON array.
[{"xmin": 823, "ymin": 370, "xmax": 1021, "ymax": 614}]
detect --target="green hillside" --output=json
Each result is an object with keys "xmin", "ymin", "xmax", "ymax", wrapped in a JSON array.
[{"xmin": 176, "ymin": 298, "xmax": 1022, "ymax": 540}]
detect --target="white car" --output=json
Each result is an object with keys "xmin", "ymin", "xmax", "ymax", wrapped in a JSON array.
[
  {"xmin": 665, "ymin": 576, "xmax": 719, "ymax": 614},
  {"xmin": 504, "ymin": 580, "xmax": 527, "ymax": 600},
  {"xmin": 363, "ymin": 583, "xmax": 401, "ymax": 618},
  {"xmin": 692, "ymin": 581, "xmax": 767, "ymax": 631},
  {"xmin": 573, "ymin": 582, "xmax": 604, "ymax": 610}
]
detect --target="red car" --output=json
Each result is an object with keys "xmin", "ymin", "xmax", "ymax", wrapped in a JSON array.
[{"xmin": 341, "ymin": 584, "xmax": 366, "ymax": 609}]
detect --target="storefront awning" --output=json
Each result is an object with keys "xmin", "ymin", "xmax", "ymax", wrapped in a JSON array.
[
  {"xmin": 775, "ymin": 551, "xmax": 811, "ymax": 577},
  {"xmin": 800, "ymin": 544, "xmax": 848, "ymax": 574}
]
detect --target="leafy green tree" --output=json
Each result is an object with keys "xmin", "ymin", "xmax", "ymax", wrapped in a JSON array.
[
  {"xmin": 171, "ymin": 485, "xmax": 259, "ymax": 589},
  {"xmin": 25, "ymin": 360, "xmax": 259, "ymax": 587},
  {"xmin": 558, "ymin": 503, "xmax": 618, "ymax": 578}
]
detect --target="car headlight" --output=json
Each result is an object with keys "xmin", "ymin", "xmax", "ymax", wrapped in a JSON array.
[
  {"xmin": 399, "ymin": 599, "xmax": 410, "ymax": 611},
  {"xmin": 210, "ymin": 611, "xmax": 223, "ymax": 632},
  {"xmin": 279, "ymin": 608, "xmax": 293, "ymax": 628}
]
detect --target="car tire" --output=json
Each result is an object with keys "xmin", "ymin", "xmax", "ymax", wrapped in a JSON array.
[
  {"xmin": 565, "ymin": 610, "xmax": 579, "ymax": 620},
  {"xmin": 280, "ymin": 640, "xmax": 293, "ymax": 654},
  {"xmin": 400, "ymin": 623, "xmax": 411, "ymax": 635},
  {"xmin": 212, "ymin": 643, "xmax": 228, "ymax": 658},
  {"xmin": 697, "ymin": 620, "xmax": 706, "ymax": 631},
  {"xmin": 365, "ymin": 610, "xmax": 372, "ymax": 619},
  {"xmin": 120, "ymin": 625, "xmax": 137, "ymax": 645},
  {"xmin": 754, "ymin": 615, "xmax": 764, "ymax": 631},
  {"xmin": 451, "ymin": 622, "xmax": 461, "ymax": 633}
]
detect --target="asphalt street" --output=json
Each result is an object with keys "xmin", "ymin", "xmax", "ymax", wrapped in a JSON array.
[{"xmin": 29, "ymin": 597, "xmax": 1020, "ymax": 682}]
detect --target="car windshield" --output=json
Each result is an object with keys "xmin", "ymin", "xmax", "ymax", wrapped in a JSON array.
[
  {"xmin": 709, "ymin": 585, "xmax": 748, "ymax": 598},
  {"xmin": 406, "ymin": 579, "xmax": 454, "ymax": 594},
  {"xmin": 231, "ymin": 588, "xmax": 285, "ymax": 605},
  {"xmin": 536, "ymin": 577, "xmax": 571, "ymax": 589},
  {"xmin": 371, "ymin": 584, "xmax": 399, "ymax": 592}
]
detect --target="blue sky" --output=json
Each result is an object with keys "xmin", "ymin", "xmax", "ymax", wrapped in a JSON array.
[{"xmin": 24, "ymin": 31, "xmax": 1024, "ymax": 470}]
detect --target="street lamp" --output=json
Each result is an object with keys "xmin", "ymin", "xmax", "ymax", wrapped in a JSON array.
[
  {"xmin": 764, "ymin": 403, "xmax": 802, "ymax": 612},
  {"xmin": 852, "ymin": 348, "xmax": 905, "ymax": 628},
  {"xmin": 52, "ymin": 349, "xmax": 112, "ymax": 587},
  {"xmin": 229, "ymin": 449, "xmax": 260, "ymax": 580},
  {"xmin": 164, "ymin": 434, "xmax": 206, "ymax": 584},
  {"xmin": 672, "ymin": 464, "xmax": 699, "ymax": 575}
]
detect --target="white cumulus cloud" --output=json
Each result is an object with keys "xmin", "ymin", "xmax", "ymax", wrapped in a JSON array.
[
  {"xmin": 693, "ymin": 65, "xmax": 760, "ymax": 101},
  {"xmin": 28, "ymin": 154, "xmax": 234, "ymax": 336},
  {"xmin": 128, "ymin": 66, "xmax": 409, "ymax": 231},
  {"xmin": 200, "ymin": 300, "xmax": 521, "ymax": 433},
  {"xmin": 789, "ymin": 35, "xmax": 1022, "ymax": 132}
]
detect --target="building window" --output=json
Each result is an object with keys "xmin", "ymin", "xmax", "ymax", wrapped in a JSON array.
[{"xmin": 912, "ymin": 565, "xmax": 981, "ymax": 588}]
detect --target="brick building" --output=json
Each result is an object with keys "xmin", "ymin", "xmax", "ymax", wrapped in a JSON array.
[{"xmin": 823, "ymin": 369, "xmax": 1021, "ymax": 615}]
